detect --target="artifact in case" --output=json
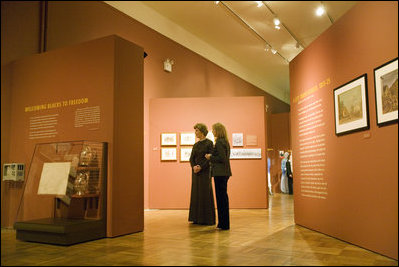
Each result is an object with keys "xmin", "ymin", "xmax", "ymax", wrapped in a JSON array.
[{"xmin": 14, "ymin": 141, "xmax": 107, "ymax": 245}]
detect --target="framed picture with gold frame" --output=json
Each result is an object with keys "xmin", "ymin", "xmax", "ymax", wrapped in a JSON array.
[
  {"xmin": 161, "ymin": 133, "xmax": 177, "ymax": 146},
  {"xmin": 374, "ymin": 57, "xmax": 398, "ymax": 127},
  {"xmin": 333, "ymin": 74, "xmax": 369, "ymax": 135}
]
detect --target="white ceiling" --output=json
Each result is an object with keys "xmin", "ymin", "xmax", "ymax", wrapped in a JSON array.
[{"xmin": 105, "ymin": 1, "xmax": 357, "ymax": 104}]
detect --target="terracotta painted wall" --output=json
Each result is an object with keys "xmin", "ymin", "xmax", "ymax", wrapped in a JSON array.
[
  {"xmin": 289, "ymin": 2, "xmax": 397, "ymax": 259},
  {"xmin": 2, "ymin": 35, "xmax": 144, "ymax": 237},
  {"xmin": 1, "ymin": 1, "xmax": 289, "ymax": 214},
  {"xmin": 149, "ymin": 96, "xmax": 267, "ymax": 209}
]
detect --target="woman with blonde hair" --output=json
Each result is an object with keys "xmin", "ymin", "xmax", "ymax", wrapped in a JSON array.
[{"xmin": 205, "ymin": 123, "xmax": 232, "ymax": 230}]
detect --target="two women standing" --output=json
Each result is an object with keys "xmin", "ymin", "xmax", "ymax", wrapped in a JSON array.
[{"xmin": 189, "ymin": 122, "xmax": 232, "ymax": 230}]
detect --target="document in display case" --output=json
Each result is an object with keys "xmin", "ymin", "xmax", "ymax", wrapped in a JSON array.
[{"xmin": 14, "ymin": 141, "xmax": 107, "ymax": 245}]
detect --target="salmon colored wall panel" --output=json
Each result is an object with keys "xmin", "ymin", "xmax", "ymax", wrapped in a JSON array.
[
  {"xmin": 111, "ymin": 37, "xmax": 144, "ymax": 236},
  {"xmin": 4, "ymin": 36, "xmax": 114, "ymax": 228},
  {"xmin": 3, "ymin": 35, "xmax": 144, "ymax": 237},
  {"xmin": 289, "ymin": 2, "xmax": 398, "ymax": 259},
  {"xmin": 149, "ymin": 97, "xmax": 267, "ymax": 209}
]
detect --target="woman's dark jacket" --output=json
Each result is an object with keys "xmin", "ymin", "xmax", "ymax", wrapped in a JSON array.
[{"xmin": 209, "ymin": 138, "xmax": 232, "ymax": 177}]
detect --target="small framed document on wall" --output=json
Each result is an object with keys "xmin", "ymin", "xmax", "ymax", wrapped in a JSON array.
[
  {"xmin": 161, "ymin": 148, "xmax": 177, "ymax": 161},
  {"xmin": 161, "ymin": 133, "xmax": 177, "ymax": 146},
  {"xmin": 180, "ymin": 147, "xmax": 192, "ymax": 162},
  {"xmin": 232, "ymin": 133, "xmax": 244, "ymax": 147},
  {"xmin": 180, "ymin": 132, "xmax": 196, "ymax": 145}
]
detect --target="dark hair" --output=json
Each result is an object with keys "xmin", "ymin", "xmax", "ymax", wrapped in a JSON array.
[{"xmin": 194, "ymin": 123, "xmax": 208, "ymax": 136}]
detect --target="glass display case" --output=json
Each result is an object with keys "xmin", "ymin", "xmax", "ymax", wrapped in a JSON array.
[{"xmin": 13, "ymin": 141, "xmax": 107, "ymax": 245}]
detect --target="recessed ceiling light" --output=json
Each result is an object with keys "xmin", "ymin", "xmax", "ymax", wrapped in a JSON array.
[
  {"xmin": 273, "ymin": 18, "xmax": 280, "ymax": 26},
  {"xmin": 255, "ymin": 1, "xmax": 263, "ymax": 8}
]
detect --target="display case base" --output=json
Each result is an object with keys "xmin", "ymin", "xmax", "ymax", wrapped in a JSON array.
[{"xmin": 14, "ymin": 218, "xmax": 106, "ymax": 245}]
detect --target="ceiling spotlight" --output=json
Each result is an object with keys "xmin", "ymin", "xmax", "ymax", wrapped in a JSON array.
[
  {"xmin": 274, "ymin": 25, "xmax": 280, "ymax": 30},
  {"xmin": 271, "ymin": 49, "xmax": 277, "ymax": 54},
  {"xmin": 316, "ymin": 6, "xmax": 325, "ymax": 16},
  {"xmin": 255, "ymin": 1, "xmax": 263, "ymax": 7},
  {"xmin": 215, "ymin": 1, "xmax": 220, "ymax": 4},
  {"xmin": 273, "ymin": 18, "xmax": 280, "ymax": 26},
  {"xmin": 264, "ymin": 44, "xmax": 270, "ymax": 52}
]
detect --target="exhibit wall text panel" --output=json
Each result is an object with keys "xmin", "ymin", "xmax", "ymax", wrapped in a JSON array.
[{"xmin": 289, "ymin": 2, "xmax": 398, "ymax": 260}]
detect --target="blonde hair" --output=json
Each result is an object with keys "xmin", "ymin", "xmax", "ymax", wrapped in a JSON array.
[{"xmin": 212, "ymin": 123, "xmax": 229, "ymax": 143}]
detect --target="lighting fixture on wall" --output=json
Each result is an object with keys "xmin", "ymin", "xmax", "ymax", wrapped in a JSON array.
[
  {"xmin": 271, "ymin": 49, "xmax": 277, "ymax": 55},
  {"xmin": 163, "ymin": 58, "xmax": 174, "ymax": 73}
]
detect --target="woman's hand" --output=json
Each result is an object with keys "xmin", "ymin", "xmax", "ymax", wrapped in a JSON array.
[{"xmin": 193, "ymin": 165, "xmax": 201, "ymax": 173}]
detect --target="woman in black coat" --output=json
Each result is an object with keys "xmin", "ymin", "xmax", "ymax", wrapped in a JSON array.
[
  {"xmin": 188, "ymin": 123, "xmax": 215, "ymax": 225},
  {"xmin": 205, "ymin": 123, "xmax": 232, "ymax": 230}
]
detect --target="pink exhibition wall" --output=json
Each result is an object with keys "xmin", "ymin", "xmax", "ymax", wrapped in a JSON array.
[
  {"xmin": 289, "ymin": 2, "xmax": 397, "ymax": 259},
  {"xmin": 2, "ymin": 35, "xmax": 145, "ymax": 237},
  {"xmin": 149, "ymin": 96, "xmax": 267, "ymax": 209}
]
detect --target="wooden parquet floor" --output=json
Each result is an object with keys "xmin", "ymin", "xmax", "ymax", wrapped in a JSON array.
[{"xmin": 1, "ymin": 194, "xmax": 397, "ymax": 266}]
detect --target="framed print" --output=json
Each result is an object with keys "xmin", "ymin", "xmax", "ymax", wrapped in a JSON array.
[
  {"xmin": 180, "ymin": 147, "xmax": 192, "ymax": 162},
  {"xmin": 333, "ymin": 74, "xmax": 369, "ymax": 135},
  {"xmin": 180, "ymin": 132, "xmax": 196, "ymax": 145},
  {"xmin": 232, "ymin": 133, "xmax": 244, "ymax": 147},
  {"xmin": 161, "ymin": 148, "xmax": 177, "ymax": 161},
  {"xmin": 374, "ymin": 57, "xmax": 398, "ymax": 127},
  {"xmin": 161, "ymin": 133, "xmax": 177, "ymax": 146}
]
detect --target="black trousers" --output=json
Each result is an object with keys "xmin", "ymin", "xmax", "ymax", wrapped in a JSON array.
[
  {"xmin": 288, "ymin": 177, "xmax": 293, "ymax": 195},
  {"xmin": 214, "ymin": 176, "xmax": 230, "ymax": 229}
]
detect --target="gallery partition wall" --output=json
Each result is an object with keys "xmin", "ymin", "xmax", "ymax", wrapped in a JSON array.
[
  {"xmin": 289, "ymin": 1, "xmax": 398, "ymax": 260},
  {"xmin": 2, "ymin": 35, "xmax": 144, "ymax": 237},
  {"xmin": 148, "ymin": 96, "xmax": 268, "ymax": 209}
]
